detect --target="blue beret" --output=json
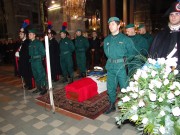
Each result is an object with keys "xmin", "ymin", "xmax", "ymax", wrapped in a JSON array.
[
  {"xmin": 108, "ymin": 17, "xmax": 120, "ymax": 23},
  {"xmin": 125, "ymin": 24, "xmax": 135, "ymax": 29}
]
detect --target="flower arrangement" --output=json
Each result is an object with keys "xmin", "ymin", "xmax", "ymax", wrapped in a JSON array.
[{"xmin": 115, "ymin": 57, "xmax": 180, "ymax": 135}]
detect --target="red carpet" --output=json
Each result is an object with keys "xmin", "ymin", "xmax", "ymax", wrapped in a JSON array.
[{"xmin": 36, "ymin": 88, "xmax": 109, "ymax": 119}]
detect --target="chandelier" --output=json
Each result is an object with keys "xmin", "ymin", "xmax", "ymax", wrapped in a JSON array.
[
  {"xmin": 89, "ymin": 10, "xmax": 101, "ymax": 31},
  {"xmin": 64, "ymin": 0, "xmax": 86, "ymax": 19}
]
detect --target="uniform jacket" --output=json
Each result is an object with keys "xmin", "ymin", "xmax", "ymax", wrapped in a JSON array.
[
  {"xmin": 59, "ymin": 37, "xmax": 75, "ymax": 57},
  {"xmin": 49, "ymin": 38, "xmax": 60, "ymax": 77},
  {"xmin": 29, "ymin": 39, "xmax": 45, "ymax": 61},
  {"xmin": 141, "ymin": 32, "xmax": 153, "ymax": 47},
  {"xmin": 104, "ymin": 33, "xmax": 137, "ymax": 70},
  {"xmin": 129, "ymin": 34, "xmax": 149, "ymax": 57},
  {"xmin": 75, "ymin": 36, "xmax": 89, "ymax": 52},
  {"xmin": 149, "ymin": 26, "xmax": 180, "ymax": 65},
  {"xmin": 19, "ymin": 39, "xmax": 33, "ymax": 77}
]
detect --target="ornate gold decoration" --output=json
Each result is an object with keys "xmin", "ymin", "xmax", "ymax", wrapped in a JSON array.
[
  {"xmin": 88, "ymin": 10, "xmax": 101, "ymax": 31},
  {"xmin": 64, "ymin": 0, "xmax": 86, "ymax": 19}
]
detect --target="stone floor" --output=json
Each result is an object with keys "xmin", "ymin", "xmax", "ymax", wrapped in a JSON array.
[{"xmin": 0, "ymin": 65, "xmax": 137, "ymax": 135}]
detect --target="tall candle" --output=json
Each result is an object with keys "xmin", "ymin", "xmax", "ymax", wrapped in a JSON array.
[{"xmin": 45, "ymin": 35, "xmax": 55, "ymax": 112}]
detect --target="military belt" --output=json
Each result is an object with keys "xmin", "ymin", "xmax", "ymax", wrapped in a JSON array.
[
  {"xmin": 77, "ymin": 49, "xmax": 85, "ymax": 52},
  {"xmin": 31, "ymin": 55, "xmax": 41, "ymax": 59},
  {"xmin": 63, "ymin": 51, "xmax": 69, "ymax": 55},
  {"xmin": 108, "ymin": 58, "xmax": 124, "ymax": 63}
]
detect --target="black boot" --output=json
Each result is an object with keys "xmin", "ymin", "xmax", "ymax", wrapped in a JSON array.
[
  {"xmin": 32, "ymin": 86, "xmax": 41, "ymax": 93},
  {"xmin": 61, "ymin": 77, "xmax": 68, "ymax": 83},
  {"xmin": 77, "ymin": 74, "xmax": 82, "ymax": 78},
  {"xmin": 104, "ymin": 102, "xmax": 116, "ymax": 114},
  {"xmin": 81, "ymin": 72, "xmax": 86, "ymax": 78},
  {"xmin": 24, "ymin": 85, "xmax": 33, "ymax": 90},
  {"xmin": 39, "ymin": 86, "xmax": 47, "ymax": 95},
  {"xmin": 68, "ymin": 77, "xmax": 73, "ymax": 84}
]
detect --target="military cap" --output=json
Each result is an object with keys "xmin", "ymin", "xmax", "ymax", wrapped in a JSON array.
[
  {"xmin": 76, "ymin": 29, "xmax": 82, "ymax": 32},
  {"xmin": 125, "ymin": 24, "xmax": 135, "ymax": 29},
  {"xmin": 163, "ymin": 2, "xmax": 180, "ymax": 16},
  {"xmin": 48, "ymin": 29, "xmax": 56, "ymax": 35},
  {"xmin": 108, "ymin": 17, "xmax": 120, "ymax": 23},
  {"xmin": 60, "ymin": 30, "xmax": 67, "ymax": 34},
  {"xmin": 29, "ymin": 29, "xmax": 37, "ymax": 34},
  {"xmin": 138, "ymin": 24, "xmax": 145, "ymax": 29},
  {"xmin": 20, "ymin": 19, "xmax": 30, "ymax": 35}
]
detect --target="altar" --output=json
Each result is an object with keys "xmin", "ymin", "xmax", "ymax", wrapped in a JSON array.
[{"xmin": 65, "ymin": 72, "xmax": 107, "ymax": 102}]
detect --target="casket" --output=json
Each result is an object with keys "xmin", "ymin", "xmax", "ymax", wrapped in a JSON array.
[{"xmin": 65, "ymin": 78, "xmax": 98, "ymax": 102}]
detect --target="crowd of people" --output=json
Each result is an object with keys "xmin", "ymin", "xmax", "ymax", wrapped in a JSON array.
[{"xmin": 0, "ymin": 1, "xmax": 179, "ymax": 114}]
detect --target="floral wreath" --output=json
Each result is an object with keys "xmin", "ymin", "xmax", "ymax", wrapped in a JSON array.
[{"xmin": 116, "ymin": 57, "xmax": 180, "ymax": 135}]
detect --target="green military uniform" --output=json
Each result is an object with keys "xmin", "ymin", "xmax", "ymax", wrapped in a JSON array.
[
  {"xmin": 104, "ymin": 33, "xmax": 136, "ymax": 104},
  {"xmin": 75, "ymin": 33, "xmax": 89, "ymax": 77},
  {"xmin": 138, "ymin": 24, "xmax": 153, "ymax": 47},
  {"xmin": 59, "ymin": 36, "xmax": 75, "ymax": 82},
  {"xmin": 29, "ymin": 31, "xmax": 46, "ymax": 93},
  {"xmin": 126, "ymin": 24, "xmax": 149, "ymax": 77},
  {"xmin": 129, "ymin": 35, "xmax": 149, "ymax": 57},
  {"xmin": 141, "ymin": 32, "xmax": 153, "ymax": 47}
]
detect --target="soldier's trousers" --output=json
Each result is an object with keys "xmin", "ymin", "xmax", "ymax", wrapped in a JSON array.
[
  {"xmin": 60, "ymin": 54, "xmax": 74, "ymax": 77},
  {"xmin": 31, "ymin": 60, "xmax": 46, "ymax": 88},
  {"xmin": 76, "ymin": 52, "xmax": 86, "ymax": 74},
  {"xmin": 107, "ymin": 68, "xmax": 128, "ymax": 103}
]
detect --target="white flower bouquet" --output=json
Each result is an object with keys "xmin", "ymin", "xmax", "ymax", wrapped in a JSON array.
[{"xmin": 116, "ymin": 57, "xmax": 180, "ymax": 135}]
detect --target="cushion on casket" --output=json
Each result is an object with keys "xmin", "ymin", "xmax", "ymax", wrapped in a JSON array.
[
  {"xmin": 87, "ymin": 71, "xmax": 105, "ymax": 76},
  {"xmin": 65, "ymin": 78, "xmax": 98, "ymax": 102}
]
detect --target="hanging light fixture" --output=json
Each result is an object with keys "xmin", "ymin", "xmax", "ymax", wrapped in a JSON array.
[
  {"xmin": 64, "ymin": 0, "xmax": 86, "ymax": 19},
  {"xmin": 89, "ymin": 10, "xmax": 101, "ymax": 31}
]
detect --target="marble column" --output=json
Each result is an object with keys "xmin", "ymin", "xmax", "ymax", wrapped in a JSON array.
[
  {"xmin": 123, "ymin": 0, "xmax": 127, "ymax": 26},
  {"xmin": 129, "ymin": 0, "xmax": 134, "ymax": 23},
  {"xmin": 110, "ymin": 0, "xmax": 116, "ymax": 17},
  {"xmin": 102, "ymin": 0, "xmax": 108, "ymax": 37}
]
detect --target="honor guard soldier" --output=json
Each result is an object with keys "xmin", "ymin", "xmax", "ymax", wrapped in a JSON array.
[
  {"xmin": 137, "ymin": 24, "xmax": 154, "ymax": 47},
  {"xmin": 75, "ymin": 29, "xmax": 89, "ymax": 78},
  {"xmin": 59, "ymin": 30, "xmax": 75, "ymax": 83},
  {"xmin": 47, "ymin": 21, "xmax": 61, "ymax": 82},
  {"xmin": 16, "ymin": 19, "xmax": 35, "ymax": 90},
  {"xmin": 150, "ymin": 1, "xmax": 180, "ymax": 69},
  {"xmin": 125, "ymin": 23, "xmax": 149, "ymax": 76},
  {"xmin": 103, "ymin": 17, "xmax": 137, "ymax": 114},
  {"xmin": 28, "ymin": 29, "xmax": 47, "ymax": 95}
]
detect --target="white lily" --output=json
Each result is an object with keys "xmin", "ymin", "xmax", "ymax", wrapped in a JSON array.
[
  {"xmin": 159, "ymin": 125, "xmax": 165, "ymax": 134},
  {"xmin": 149, "ymin": 93, "xmax": 157, "ymax": 101},
  {"xmin": 172, "ymin": 107, "xmax": 180, "ymax": 116},
  {"xmin": 167, "ymin": 92, "xmax": 175, "ymax": 100},
  {"xmin": 131, "ymin": 114, "xmax": 138, "ymax": 121}
]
